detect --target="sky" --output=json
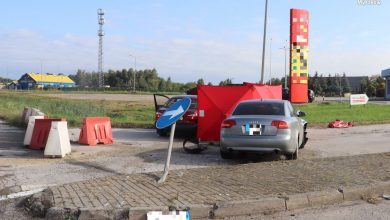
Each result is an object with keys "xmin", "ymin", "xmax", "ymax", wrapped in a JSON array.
[{"xmin": 0, "ymin": 0, "xmax": 389, "ymax": 84}]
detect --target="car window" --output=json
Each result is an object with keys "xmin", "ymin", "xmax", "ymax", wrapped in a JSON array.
[
  {"xmin": 164, "ymin": 97, "xmax": 197, "ymax": 108},
  {"xmin": 232, "ymin": 102, "xmax": 285, "ymax": 116},
  {"xmin": 164, "ymin": 98, "xmax": 180, "ymax": 108},
  {"xmin": 286, "ymin": 102, "xmax": 295, "ymax": 116}
]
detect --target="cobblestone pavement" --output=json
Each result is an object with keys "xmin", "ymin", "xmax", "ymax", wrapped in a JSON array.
[
  {"xmin": 50, "ymin": 153, "xmax": 390, "ymax": 210},
  {"xmin": 0, "ymin": 120, "xmax": 31, "ymax": 197}
]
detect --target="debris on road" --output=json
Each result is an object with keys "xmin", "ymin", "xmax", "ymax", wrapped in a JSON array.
[{"xmin": 328, "ymin": 119, "xmax": 353, "ymax": 128}]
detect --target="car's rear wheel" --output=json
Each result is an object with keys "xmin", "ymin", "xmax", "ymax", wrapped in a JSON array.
[
  {"xmin": 287, "ymin": 137, "xmax": 299, "ymax": 160},
  {"xmin": 300, "ymin": 126, "xmax": 308, "ymax": 149},
  {"xmin": 156, "ymin": 129, "xmax": 168, "ymax": 137},
  {"xmin": 220, "ymin": 149, "xmax": 233, "ymax": 159}
]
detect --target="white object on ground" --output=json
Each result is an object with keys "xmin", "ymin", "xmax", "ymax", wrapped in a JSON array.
[
  {"xmin": 23, "ymin": 115, "xmax": 45, "ymax": 146},
  {"xmin": 44, "ymin": 121, "xmax": 71, "ymax": 158},
  {"xmin": 0, "ymin": 188, "xmax": 45, "ymax": 201}
]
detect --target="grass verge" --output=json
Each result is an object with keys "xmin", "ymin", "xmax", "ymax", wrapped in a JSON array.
[
  {"xmin": 0, "ymin": 91, "xmax": 155, "ymax": 128},
  {"xmin": 296, "ymin": 102, "xmax": 390, "ymax": 127},
  {"xmin": 1, "ymin": 91, "xmax": 390, "ymax": 128}
]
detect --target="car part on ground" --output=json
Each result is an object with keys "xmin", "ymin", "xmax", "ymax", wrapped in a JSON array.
[
  {"xmin": 220, "ymin": 99, "xmax": 307, "ymax": 160},
  {"xmin": 328, "ymin": 119, "xmax": 353, "ymax": 128}
]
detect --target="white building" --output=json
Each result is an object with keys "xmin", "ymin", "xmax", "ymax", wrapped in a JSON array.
[{"xmin": 382, "ymin": 68, "xmax": 390, "ymax": 99}]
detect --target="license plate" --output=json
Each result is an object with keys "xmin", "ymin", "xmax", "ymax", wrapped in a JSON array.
[{"xmin": 242, "ymin": 123, "xmax": 262, "ymax": 135}]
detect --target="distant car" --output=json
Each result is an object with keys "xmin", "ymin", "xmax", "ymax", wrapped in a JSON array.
[
  {"xmin": 308, "ymin": 89, "xmax": 315, "ymax": 102},
  {"xmin": 220, "ymin": 99, "xmax": 308, "ymax": 160},
  {"xmin": 282, "ymin": 88, "xmax": 315, "ymax": 103},
  {"xmin": 153, "ymin": 94, "xmax": 198, "ymax": 136}
]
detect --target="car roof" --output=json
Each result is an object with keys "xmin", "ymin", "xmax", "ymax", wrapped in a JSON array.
[
  {"xmin": 171, "ymin": 95, "xmax": 197, "ymax": 99},
  {"xmin": 237, "ymin": 99, "xmax": 287, "ymax": 104}
]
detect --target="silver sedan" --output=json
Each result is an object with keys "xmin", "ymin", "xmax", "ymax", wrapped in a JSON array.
[{"xmin": 220, "ymin": 99, "xmax": 307, "ymax": 160}]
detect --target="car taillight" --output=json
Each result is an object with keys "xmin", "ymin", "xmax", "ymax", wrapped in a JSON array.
[
  {"xmin": 271, "ymin": 120, "xmax": 289, "ymax": 129},
  {"xmin": 221, "ymin": 119, "xmax": 236, "ymax": 128},
  {"xmin": 186, "ymin": 112, "xmax": 198, "ymax": 120}
]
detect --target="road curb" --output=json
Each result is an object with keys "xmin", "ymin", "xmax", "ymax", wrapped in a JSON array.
[
  {"xmin": 27, "ymin": 181, "xmax": 390, "ymax": 219},
  {"xmin": 213, "ymin": 198, "xmax": 286, "ymax": 218},
  {"xmin": 342, "ymin": 181, "xmax": 390, "ymax": 201},
  {"xmin": 307, "ymin": 190, "xmax": 343, "ymax": 207},
  {"xmin": 285, "ymin": 193, "xmax": 309, "ymax": 210},
  {"xmin": 128, "ymin": 206, "xmax": 169, "ymax": 220}
]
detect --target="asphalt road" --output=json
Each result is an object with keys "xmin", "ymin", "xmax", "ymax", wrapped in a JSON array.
[
  {"xmin": 1, "ymin": 120, "xmax": 390, "ymax": 218},
  {"xmin": 228, "ymin": 199, "xmax": 390, "ymax": 220},
  {"xmin": 1, "ymin": 121, "xmax": 390, "ymax": 199}
]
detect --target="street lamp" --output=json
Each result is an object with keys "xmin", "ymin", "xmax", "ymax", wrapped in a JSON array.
[
  {"xmin": 279, "ymin": 41, "xmax": 288, "ymax": 89},
  {"xmin": 40, "ymin": 59, "xmax": 44, "ymax": 90},
  {"xmin": 269, "ymin": 37, "xmax": 272, "ymax": 85},
  {"xmin": 260, "ymin": 0, "xmax": 269, "ymax": 84},
  {"xmin": 129, "ymin": 54, "xmax": 137, "ymax": 93}
]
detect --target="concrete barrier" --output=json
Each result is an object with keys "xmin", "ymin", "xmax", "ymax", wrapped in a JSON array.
[
  {"xmin": 44, "ymin": 121, "xmax": 71, "ymax": 158},
  {"xmin": 23, "ymin": 115, "xmax": 45, "ymax": 146}
]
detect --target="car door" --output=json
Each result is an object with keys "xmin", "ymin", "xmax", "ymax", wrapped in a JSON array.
[
  {"xmin": 286, "ymin": 102, "xmax": 304, "ymax": 145},
  {"xmin": 153, "ymin": 94, "xmax": 170, "ymax": 112}
]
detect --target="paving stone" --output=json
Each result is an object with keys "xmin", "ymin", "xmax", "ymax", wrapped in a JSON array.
[{"xmin": 29, "ymin": 153, "xmax": 390, "ymax": 218}]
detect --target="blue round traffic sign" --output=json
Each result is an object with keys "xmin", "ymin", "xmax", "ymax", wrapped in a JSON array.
[{"xmin": 156, "ymin": 97, "xmax": 192, "ymax": 129}]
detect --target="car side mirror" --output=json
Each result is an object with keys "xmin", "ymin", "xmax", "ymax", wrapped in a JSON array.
[{"xmin": 296, "ymin": 110, "xmax": 306, "ymax": 117}]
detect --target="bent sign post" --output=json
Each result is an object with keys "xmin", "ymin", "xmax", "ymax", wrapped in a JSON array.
[
  {"xmin": 156, "ymin": 97, "xmax": 191, "ymax": 184},
  {"xmin": 350, "ymin": 94, "xmax": 369, "ymax": 108}
]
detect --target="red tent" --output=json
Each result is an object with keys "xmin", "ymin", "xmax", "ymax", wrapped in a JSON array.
[{"xmin": 197, "ymin": 83, "xmax": 282, "ymax": 142}]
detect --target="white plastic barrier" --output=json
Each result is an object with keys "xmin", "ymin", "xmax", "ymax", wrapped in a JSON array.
[
  {"xmin": 44, "ymin": 121, "xmax": 71, "ymax": 158},
  {"xmin": 23, "ymin": 107, "xmax": 45, "ymax": 124},
  {"xmin": 23, "ymin": 115, "xmax": 45, "ymax": 146},
  {"xmin": 23, "ymin": 108, "xmax": 33, "ymax": 124}
]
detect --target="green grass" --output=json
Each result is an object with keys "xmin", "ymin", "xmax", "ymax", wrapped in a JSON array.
[
  {"xmin": 1, "ymin": 90, "xmax": 390, "ymax": 128},
  {"xmin": 0, "ymin": 91, "xmax": 155, "ymax": 128},
  {"xmin": 295, "ymin": 102, "xmax": 390, "ymax": 126}
]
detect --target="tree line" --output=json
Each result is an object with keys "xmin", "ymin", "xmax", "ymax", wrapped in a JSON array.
[
  {"xmin": 69, "ymin": 69, "xmax": 385, "ymax": 97},
  {"xmin": 0, "ymin": 76, "xmax": 12, "ymax": 84},
  {"xmin": 267, "ymin": 72, "xmax": 385, "ymax": 97},
  {"xmin": 69, "ymin": 69, "xmax": 235, "ymax": 92}
]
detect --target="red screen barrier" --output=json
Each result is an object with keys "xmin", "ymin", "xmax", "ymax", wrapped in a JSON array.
[{"xmin": 197, "ymin": 83, "xmax": 282, "ymax": 142}]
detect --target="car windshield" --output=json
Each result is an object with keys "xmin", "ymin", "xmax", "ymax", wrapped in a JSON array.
[
  {"xmin": 164, "ymin": 97, "xmax": 197, "ymax": 108},
  {"xmin": 232, "ymin": 102, "xmax": 285, "ymax": 116}
]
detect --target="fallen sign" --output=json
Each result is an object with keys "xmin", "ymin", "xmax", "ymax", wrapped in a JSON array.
[
  {"xmin": 156, "ymin": 97, "xmax": 191, "ymax": 184},
  {"xmin": 350, "ymin": 94, "xmax": 369, "ymax": 106}
]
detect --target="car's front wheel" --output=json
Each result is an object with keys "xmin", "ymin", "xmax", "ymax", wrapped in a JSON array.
[{"xmin": 220, "ymin": 148, "xmax": 233, "ymax": 159}]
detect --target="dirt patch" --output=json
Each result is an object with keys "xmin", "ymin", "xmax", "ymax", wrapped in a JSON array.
[{"xmin": 37, "ymin": 93, "xmax": 155, "ymax": 104}]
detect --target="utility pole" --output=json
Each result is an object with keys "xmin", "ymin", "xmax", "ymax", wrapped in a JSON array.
[
  {"xmin": 260, "ymin": 0, "xmax": 268, "ymax": 84},
  {"xmin": 97, "ymin": 9, "xmax": 105, "ymax": 88},
  {"xmin": 269, "ymin": 37, "xmax": 272, "ymax": 85},
  {"xmin": 279, "ymin": 40, "xmax": 288, "ymax": 89},
  {"xmin": 40, "ymin": 60, "xmax": 43, "ymax": 89},
  {"xmin": 129, "ymin": 54, "xmax": 137, "ymax": 93}
]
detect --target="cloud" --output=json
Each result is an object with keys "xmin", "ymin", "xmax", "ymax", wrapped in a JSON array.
[{"xmin": 1, "ymin": 26, "xmax": 389, "ymax": 84}]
